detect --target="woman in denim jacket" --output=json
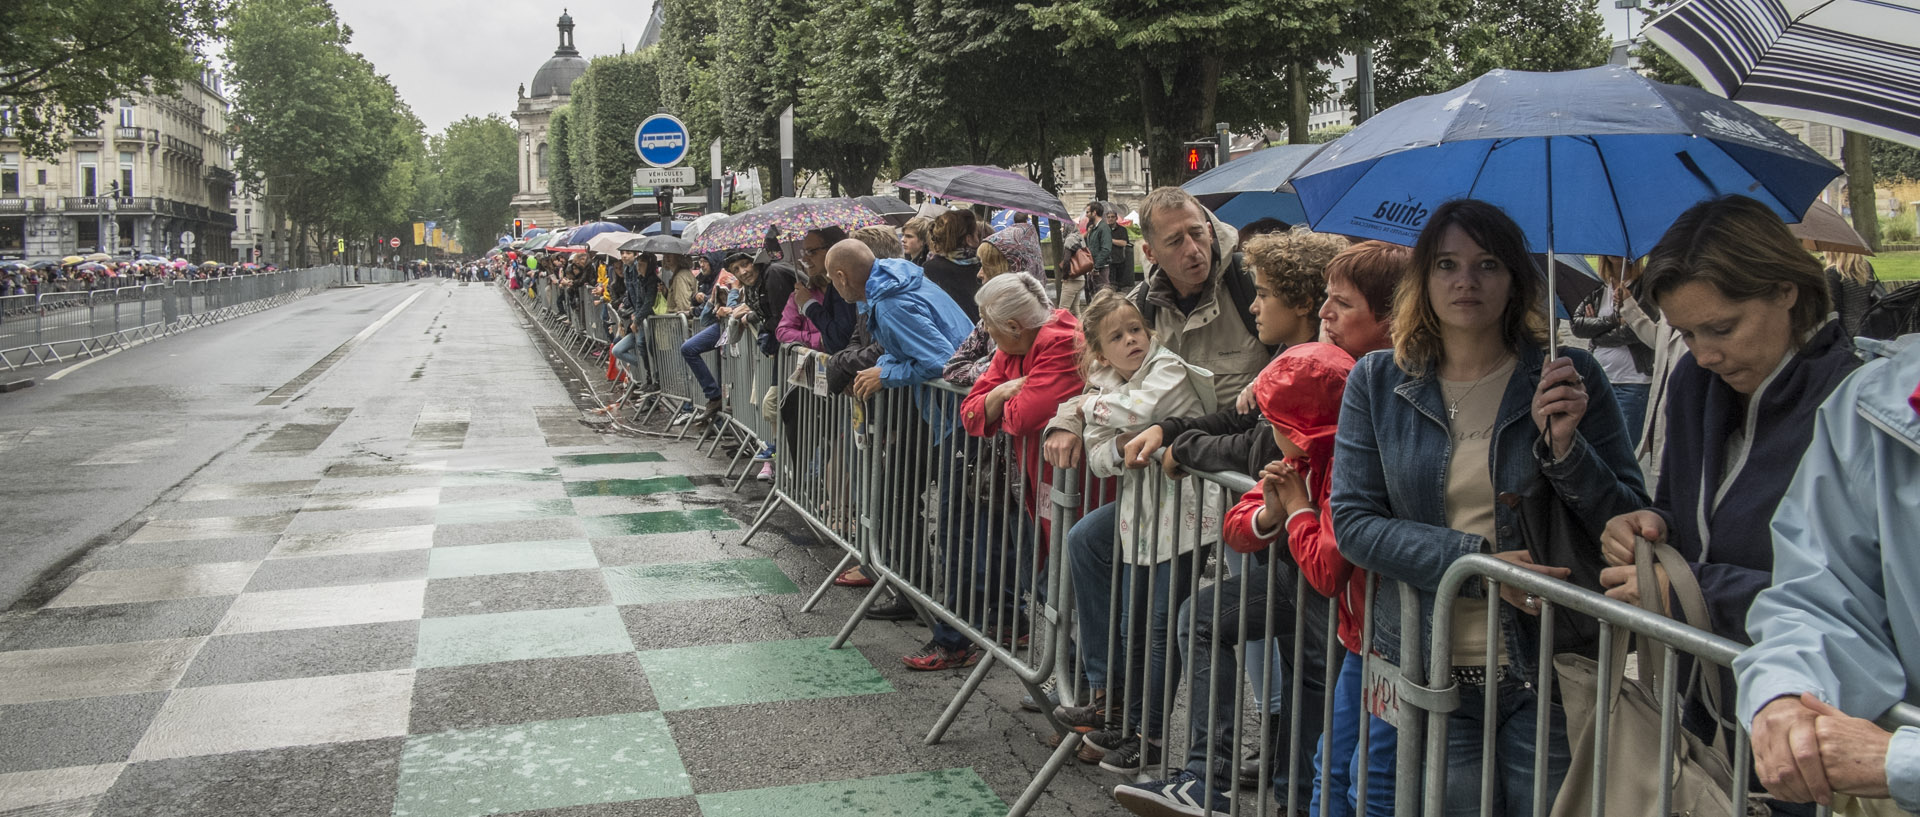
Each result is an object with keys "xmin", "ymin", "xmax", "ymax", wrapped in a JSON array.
[{"xmin": 1331, "ymin": 199, "xmax": 1647, "ymax": 816}]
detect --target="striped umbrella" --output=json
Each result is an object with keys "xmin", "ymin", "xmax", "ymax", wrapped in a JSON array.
[{"xmin": 1646, "ymin": 0, "xmax": 1920, "ymax": 149}]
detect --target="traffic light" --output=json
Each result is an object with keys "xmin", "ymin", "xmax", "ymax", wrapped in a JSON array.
[
  {"xmin": 1183, "ymin": 141, "xmax": 1218, "ymax": 176},
  {"xmin": 512, "ymin": 219, "xmax": 524, "ymax": 238}
]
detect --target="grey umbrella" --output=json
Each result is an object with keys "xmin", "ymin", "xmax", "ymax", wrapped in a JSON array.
[
  {"xmin": 895, "ymin": 166, "xmax": 1072, "ymax": 223},
  {"xmin": 855, "ymin": 195, "xmax": 916, "ymax": 227},
  {"xmin": 621, "ymin": 235, "xmax": 693, "ymax": 256}
]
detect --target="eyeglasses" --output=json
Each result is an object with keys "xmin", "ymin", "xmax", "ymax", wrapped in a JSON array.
[{"xmin": 802, "ymin": 245, "xmax": 826, "ymax": 256}]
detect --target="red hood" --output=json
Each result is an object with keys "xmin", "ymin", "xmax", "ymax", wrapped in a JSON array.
[{"xmin": 1254, "ymin": 342, "xmax": 1355, "ymax": 462}]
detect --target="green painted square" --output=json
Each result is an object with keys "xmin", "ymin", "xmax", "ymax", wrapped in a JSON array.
[
  {"xmin": 415, "ymin": 606, "xmax": 633, "ymax": 669},
  {"xmin": 563, "ymin": 477, "xmax": 696, "ymax": 498},
  {"xmin": 580, "ymin": 509, "xmax": 737, "ymax": 537},
  {"xmin": 433, "ymin": 498, "xmax": 575, "ymax": 526},
  {"xmin": 696, "ymin": 768, "xmax": 1004, "ymax": 817},
  {"xmin": 554, "ymin": 452, "xmax": 667, "ymax": 467},
  {"xmin": 439, "ymin": 467, "xmax": 560, "ymax": 487},
  {"xmin": 427, "ymin": 540, "xmax": 598, "ymax": 579},
  {"xmin": 393, "ymin": 712, "xmax": 691, "ymax": 817},
  {"xmin": 602, "ymin": 558, "xmax": 798, "ymax": 605},
  {"xmin": 635, "ymin": 637, "xmax": 891, "ymax": 711}
]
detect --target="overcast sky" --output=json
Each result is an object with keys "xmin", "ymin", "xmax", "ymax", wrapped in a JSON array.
[{"xmin": 332, "ymin": 0, "xmax": 1640, "ymax": 135}]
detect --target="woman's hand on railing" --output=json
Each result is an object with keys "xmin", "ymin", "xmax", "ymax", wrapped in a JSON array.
[
  {"xmin": 1598, "ymin": 563, "xmax": 1670, "ymax": 612},
  {"xmin": 1487, "ymin": 550, "xmax": 1572, "ymax": 616},
  {"xmin": 1600, "ymin": 510, "xmax": 1668, "ymax": 566},
  {"xmin": 1122, "ymin": 424, "xmax": 1164, "ymax": 469},
  {"xmin": 1043, "ymin": 430, "xmax": 1083, "ymax": 470}
]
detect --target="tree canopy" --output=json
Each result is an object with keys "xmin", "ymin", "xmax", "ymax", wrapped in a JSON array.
[
  {"xmin": 1, "ymin": 0, "xmax": 226, "ymax": 159},
  {"xmin": 434, "ymin": 115, "xmax": 519, "ymax": 250}
]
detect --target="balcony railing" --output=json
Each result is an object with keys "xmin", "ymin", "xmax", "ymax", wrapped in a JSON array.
[
  {"xmin": 0, "ymin": 198, "xmax": 43, "ymax": 214},
  {"xmin": 115, "ymin": 126, "xmax": 150, "ymax": 142}
]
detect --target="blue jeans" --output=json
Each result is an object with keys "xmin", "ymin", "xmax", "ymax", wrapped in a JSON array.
[
  {"xmin": 1177, "ymin": 557, "xmax": 1331, "ymax": 803},
  {"xmin": 1314, "ymin": 652, "xmax": 1396, "ymax": 817},
  {"xmin": 1442, "ymin": 674, "xmax": 1570, "ymax": 817},
  {"xmin": 612, "ymin": 331, "xmax": 644, "ymax": 374},
  {"xmin": 680, "ymin": 323, "xmax": 723, "ymax": 400},
  {"xmin": 1613, "ymin": 382, "xmax": 1650, "ymax": 449},
  {"xmin": 1068, "ymin": 502, "xmax": 1118, "ymax": 686}
]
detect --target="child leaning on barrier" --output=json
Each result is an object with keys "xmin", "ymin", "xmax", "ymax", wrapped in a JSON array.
[{"xmin": 1044, "ymin": 288, "xmax": 1220, "ymax": 777}]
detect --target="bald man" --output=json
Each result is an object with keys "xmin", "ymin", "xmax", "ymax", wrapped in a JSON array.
[{"xmin": 824, "ymin": 238, "xmax": 972, "ymax": 402}]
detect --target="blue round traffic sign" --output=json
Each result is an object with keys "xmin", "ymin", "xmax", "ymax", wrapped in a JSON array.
[{"xmin": 635, "ymin": 114, "xmax": 690, "ymax": 168}]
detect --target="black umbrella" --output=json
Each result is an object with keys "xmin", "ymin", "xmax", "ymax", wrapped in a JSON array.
[
  {"xmin": 855, "ymin": 195, "xmax": 916, "ymax": 227},
  {"xmin": 621, "ymin": 235, "xmax": 694, "ymax": 256},
  {"xmin": 895, "ymin": 165, "xmax": 1072, "ymax": 223}
]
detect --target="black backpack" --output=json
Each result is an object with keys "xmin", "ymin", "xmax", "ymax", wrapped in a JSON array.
[
  {"xmin": 1859, "ymin": 282, "xmax": 1920, "ymax": 341},
  {"xmin": 1131, "ymin": 251, "xmax": 1268, "ymax": 351}
]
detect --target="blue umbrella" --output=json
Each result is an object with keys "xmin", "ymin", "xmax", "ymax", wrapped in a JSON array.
[
  {"xmin": 1290, "ymin": 65, "xmax": 1840, "ymax": 259},
  {"xmin": 641, "ymin": 219, "xmax": 690, "ymax": 236},
  {"xmin": 563, "ymin": 221, "xmax": 627, "ymax": 245},
  {"xmin": 1182, "ymin": 144, "xmax": 1320, "ymax": 228},
  {"xmin": 989, "ymin": 209, "xmax": 1051, "ymax": 241},
  {"xmin": 1289, "ymin": 65, "xmax": 1840, "ymax": 342}
]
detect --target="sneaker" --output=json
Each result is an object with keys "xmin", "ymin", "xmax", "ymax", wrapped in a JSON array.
[
  {"xmin": 756, "ymin": 462, "xmax": 773, "ymax": 481},
  {"xmin": 902, "ymin": 640, "xmax": 982, "ymax": 671},
  {"xmin": 1112, "ymin": 769, "xmax": 1232, "ymax": 817},
  {"xmin": 1099, "ymin": 736, "xmax": 1163, "ymax": 775},
  {"xmin": 1020, "ymin": 676, "xmax": 1060, "ymax": 713},
  {"xmin": 1053, "ymin": 691, "xmax": 1109, "ymax": 732},
  {"xmin": 864, "ymin": 595, "xmax": 917, "ymax": 621},
  {"xmin": 1083, "ymin": 726, "xmax": 1129, "ymax": 753},
  {"xmin": 753, "ymin": 444, "xmax": 775, "ymax": 461}
]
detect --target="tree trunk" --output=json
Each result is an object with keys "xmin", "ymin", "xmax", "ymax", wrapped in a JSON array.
[
  {"xmin": 1138, "ymin": 55, "xmax": 1223, "ymax": 186},
  {"xmin": 1092, "ymin": 133, "xmax": 1111, "ymax": 204},
  {"xmin": 1843, "ymin": 130, "xmax": 1880, "ymax": 253},
  {"xmin": 1288, "ymin": 62, "xmax": 1311, "ymax": 144}
]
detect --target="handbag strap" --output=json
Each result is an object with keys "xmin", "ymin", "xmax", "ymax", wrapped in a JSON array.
[{"xmin": 1632, "ymin": 536, "xmax": 1731, "ymax": 745}]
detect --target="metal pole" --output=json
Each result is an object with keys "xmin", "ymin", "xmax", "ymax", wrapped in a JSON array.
[
  {"xmin": 779, "ymin": 105, "xmax": 795, "ymax": 198},
  {"xmin": 1356, "ymin": 46, "xmax": 1378, "ymax": 123},
  {"xmin": 708, "ymin": 139, "xmax": 723, "ymax": 214},
  {"xmin": 1215, "ymin": 121, "xmax": 1230, "ymax": 167}
]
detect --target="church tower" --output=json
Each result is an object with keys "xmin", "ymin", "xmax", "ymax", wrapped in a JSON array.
[{"xmin": 509, "ymin": 10, "xmax": 589, "ymax": 231}]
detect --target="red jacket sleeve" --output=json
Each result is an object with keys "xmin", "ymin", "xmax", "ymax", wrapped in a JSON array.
[
  {"xmin": 1288, "ymin": 487, "xmax": 1351, "ymax": 600},
  {"xmin": 1000, "ymin": 331, "xmax": 1086, "ymax": 438},
  {"xmin": 1223, "ymin": 488, "xmax": 1275, "ymax": 554},
  {"xmin": 962, "ymin": 350, "xmax": 1015, "ymax": 438}
]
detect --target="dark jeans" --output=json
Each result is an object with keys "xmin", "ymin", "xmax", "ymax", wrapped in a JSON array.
[
  {"xmin": 1441, "ymin": 675, "xmax": 1569, "ymax": 817},
  {"xmin": 1614, "ymin": 382, "xmax": 1650, "ymax": 449},
  {"xmin": 1177, "ymin": 557, "xmax": 1336, "ymax": 805},
  {"xmin": 680, "ymin": 323, "xmax": 723, "ymax": 401}
]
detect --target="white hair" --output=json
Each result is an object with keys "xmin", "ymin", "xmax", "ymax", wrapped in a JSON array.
[{"xmin": 975, "ymin": 272, "xmax": 1054, "ymax": 330}]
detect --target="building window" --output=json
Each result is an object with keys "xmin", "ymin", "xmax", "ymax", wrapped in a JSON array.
[
  {"xmin": 1107, "ymin": 153, "xmax": 1122, "ymax": 173},
  {"xmin": 77, "ymin": 219, "xmax": 100, "ymax": 250},
  {"xmin": 119, "ymin": 100, "xmax": 135, "ymax": 128},
  {"xmin": 119, "ymin": 151, "xmax": 135, "ymax": 197},
  {"xmin": 78, "ymin": 151, "xmax": 98, "ymax": 197},
  {"xmin": 537, "ymin": 143, "xmax": 549, "ymax": 179},
  {"xmin": 0, "ymin": 219, "xmax": 21, "ymax": 253},
  {"xmin": 36, "ymin": 169, "xmax": 47, "ymax": 185},
  {"xmin": 1, "ymin": 153, "xmax": 17, "ymax": 197},
  {"xmin": 243, "ymin": 209, "xmax": 251, "ymax": 232}
]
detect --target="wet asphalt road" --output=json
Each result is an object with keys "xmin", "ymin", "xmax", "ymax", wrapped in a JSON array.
[{"xmin": 0, "ymin": 278, "xmax": 1136, "ymax": 817}]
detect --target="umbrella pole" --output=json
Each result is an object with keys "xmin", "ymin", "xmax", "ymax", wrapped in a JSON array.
[{"xmin": 1545, "ymin": 136, "xmax": 1558, "ymax": 360}]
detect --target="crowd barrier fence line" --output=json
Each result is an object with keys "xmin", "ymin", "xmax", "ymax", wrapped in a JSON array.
[
  {"xmin": 0, "ymin": 266, "xmax": 361, "ymax": 372},
  {"xmin": 501, "ymin": 282, "xmax": 1920, "ymax": 817}
]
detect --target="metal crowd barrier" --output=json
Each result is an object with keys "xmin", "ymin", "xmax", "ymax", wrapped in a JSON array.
[
  {"xmin": 739, "ymin": 343, "xmax": 865, "ymax": 609},
  {"xmin": 0, "ymin": 268, "xmax": 341, "ymax": 371}
]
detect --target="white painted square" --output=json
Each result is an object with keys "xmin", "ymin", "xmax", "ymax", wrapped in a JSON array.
[
  {"xmin": 215, "ymin": 580, "xmax": 426, "ymax": 635},
  {"xmin": 47, "ymin": 562, "xmax": 256, "ymax": 608},
  {"xmin": 0, "ymin": 638, "xmax": 201, "ymax": 705},
  {"xmin": 302, "ymin": 486, "xmax": 442, "ymax": 512},
  {"xmin": 0, "ymin": 763, "xmax": 124, "ymax": 812},
  {"xmin": 269, "ymin": 524, "xmax": 436, "ymax": 559},
  {"xmin": 129, "ymin": 669, "xmax": 414, "ymax": 761}
]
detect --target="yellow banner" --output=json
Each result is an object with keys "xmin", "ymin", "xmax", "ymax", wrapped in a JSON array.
[{"xmin": 413, "ymin": 222, "xmax": 426, "ymax": 245}]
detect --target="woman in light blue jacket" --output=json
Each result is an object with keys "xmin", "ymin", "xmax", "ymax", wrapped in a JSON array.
[{"xmin": 1737, "ymin": 334, "xmax": 1920, "ymax": 814}]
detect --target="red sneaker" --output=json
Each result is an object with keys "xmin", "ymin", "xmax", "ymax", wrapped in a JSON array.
[{"xmin": 901, "ymin": 640, "xmax": 982, "ymax": 671}]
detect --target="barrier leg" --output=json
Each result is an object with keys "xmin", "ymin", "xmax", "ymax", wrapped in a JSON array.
[
  {"xmin": 1004, "ymin": 732, "xmax": 1083, "ymax": 817},
  {"xmin": 925, "ymin": 651, "xmax": 997, "ymax": 746},
  {"xmin": 829, "ymin": 579, "xmax": 889, "ymax": 650},
  {"xmin": 800, "ymin": 551, "xmax": 857, "ymax": 614}
]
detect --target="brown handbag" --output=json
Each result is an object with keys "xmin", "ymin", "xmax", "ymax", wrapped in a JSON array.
[{"xmin": 1064, "ymin": 246, "xmax": 1094, "ymax": 280}]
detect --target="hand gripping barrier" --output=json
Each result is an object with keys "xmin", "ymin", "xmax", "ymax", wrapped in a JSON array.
[{"xmin": 0, "ymin": 268, "xmax": 338, "ymax": 371}]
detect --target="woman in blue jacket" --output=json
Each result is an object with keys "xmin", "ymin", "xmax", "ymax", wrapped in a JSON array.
[
  {"xmin": 1600, "ymin": 195, "xmax": 1858, "ymax": 815},
  {"xmin": 1331, "ymin": 199, "xmax": 1646, "ymax": 816}
]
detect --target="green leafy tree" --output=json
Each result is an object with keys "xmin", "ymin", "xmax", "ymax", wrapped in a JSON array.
[
  {"xmin": 1371, "ymin": 0, "xmax": 1611, "ymax": 109},
  {"xmin": 1, "ymin": 0, "xmax": 226, "ymax": 159},
  {"xmin": 1875, "ymin": 136, "xmax": 1920, "ymax": 183},
  {"xmin": 567, "ymin": 51, "xmax": 662, "ymax": 217},
  {"xmin": 714, "ymin": 0, "xmax": 809, "ymax": 190},
  {"xmin": 547, "ymin": 106, "xmax": 576, "ymax": 217},
  {"xmin": 658, "ymin": 0, "xmax": 724, "ymax": 161},
  {"xmin": 434, "ymin": 115, "xmax": 518, "ymax": 250},
  {"xmin": 1632, "ymin": 1, "xmax": 1699, "ymax": 88}
]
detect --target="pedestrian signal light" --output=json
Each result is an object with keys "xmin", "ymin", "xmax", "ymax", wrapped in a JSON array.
[
  {"xmin": 513, "ymin": 219, "xmax": 524, "ymax": 237},
  {"xmin": 1183, "ymin": 141, "xmax": 1218, "ymax": 176}
]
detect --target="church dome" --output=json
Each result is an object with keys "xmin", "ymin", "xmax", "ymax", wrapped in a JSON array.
[{"xmin": 529, "ymin": 10, "xmax": 586, "ymax": 98}]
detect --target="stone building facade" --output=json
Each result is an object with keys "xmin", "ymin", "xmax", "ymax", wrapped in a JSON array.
[
  {"xmin": 509, "ymin": 11, "xmax": 587, "ymax": 232},
  {"xmin": 0, "ymin": 67, "xmax": 236, "ymax": 262}
]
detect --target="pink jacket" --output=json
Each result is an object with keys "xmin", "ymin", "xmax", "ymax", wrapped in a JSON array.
[{"xmin": 777, "ymin": 289, "xmax": 823, "ymax": 349}]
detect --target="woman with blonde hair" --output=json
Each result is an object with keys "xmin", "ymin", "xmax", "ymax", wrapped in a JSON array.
[
  {"xmin": 922, "ymin": 210, "xmax": 983, "ymax": 322},
  {"xmin": 1823, "ymin": 250, "xmax": 1881, "ymax": 338},
  {"xmin": 1332, "ymin": 198, "xmax": 1646, "ymax": 816}
]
